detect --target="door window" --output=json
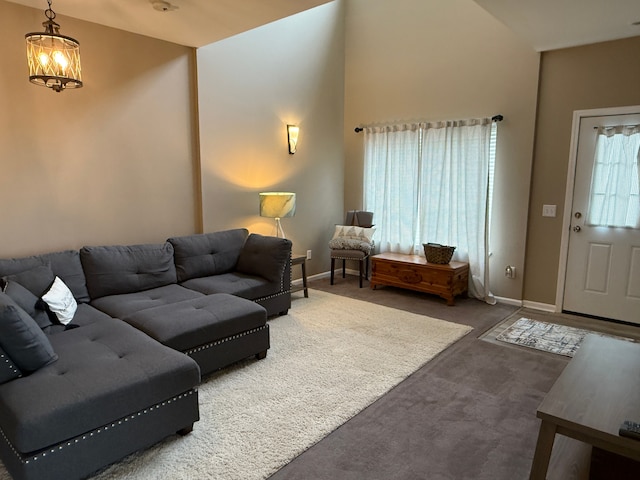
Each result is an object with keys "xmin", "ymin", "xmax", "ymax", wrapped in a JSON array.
[{"xmin": 586, "ymin": 125, "xmax": 640, "ymax": 228}]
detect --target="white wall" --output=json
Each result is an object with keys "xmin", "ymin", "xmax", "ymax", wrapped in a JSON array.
[
  {"xmin": 343, "ymin": 0, "xmax": 540, "ymax": 299},
  {"xmin": 196, "ymin": 2, "xmax": 346, "ymax": 272}
]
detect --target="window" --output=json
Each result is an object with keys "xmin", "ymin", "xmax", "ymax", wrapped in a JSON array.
[
  {"xmin": 363, "ymin": 118, "xmax": 496, "ymax": 302},
  {"xmin": 587, "ymin": 125, "xmax": 640, "ymax": 228}
]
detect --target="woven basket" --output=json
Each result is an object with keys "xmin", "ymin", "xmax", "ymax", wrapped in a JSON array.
[{"xmin": 423, "ymin": 243, "xmax": 455, "ymax": 264}]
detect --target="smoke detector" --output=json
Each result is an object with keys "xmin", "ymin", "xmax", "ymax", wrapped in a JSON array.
[{"xmin": 151, "ymin": 1, "xmax": 178, "ymax": 12}]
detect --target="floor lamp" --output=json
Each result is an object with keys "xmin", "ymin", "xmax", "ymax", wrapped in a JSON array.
[{"xmin": 259, "ymin": 192, "xmax": 296, "ymax": 238}]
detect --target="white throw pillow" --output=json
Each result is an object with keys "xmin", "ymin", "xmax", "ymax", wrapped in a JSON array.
[
  {"xmin": 42, "ymin": 276, "xmax": 77, "ymax": 325},
  {"xmin": 331, "ymin": 225, "xmax": 376, "ymax": 243}
]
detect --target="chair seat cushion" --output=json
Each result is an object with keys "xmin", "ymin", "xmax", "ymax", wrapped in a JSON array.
[
  {"xmin": 121, "ymin": 294, "xmax": 267, "ymax": 352},
  {"xmin": 330, "ymin": 249, "xmax": 368, "ymax": 260},
  {"xmin": 0, "ymin": 318, "xmax": 200, "ymax": 454}
]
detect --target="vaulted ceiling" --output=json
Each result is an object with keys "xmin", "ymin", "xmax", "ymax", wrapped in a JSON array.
[
  {"xmin": 7, "ymin": 0, "xmax": 640, "ymax": 50},
  {"xmin": 8, "ymin": 0, "xmax": 333, "ymax": 48},
  {"xmin": 474, "ymin": 0, "xmax": 640, "ymax": 51}
]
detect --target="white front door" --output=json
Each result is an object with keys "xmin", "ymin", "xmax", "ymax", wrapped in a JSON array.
[{"xmin": 563, "ymin": 111, "xmax": 640, "ymax": 324}]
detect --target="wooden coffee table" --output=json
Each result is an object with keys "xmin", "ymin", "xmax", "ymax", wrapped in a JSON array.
[
  {"xmin": 370, "ymin": 252, "xmax": 468, "ymax": 305},
  {"xmin": 529, "ymin": 334, "xmax": 640, "ymax": 479}
]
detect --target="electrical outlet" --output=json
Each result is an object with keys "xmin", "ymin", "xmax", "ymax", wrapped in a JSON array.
[
  {"xmin": 306, "ymin": 249, "xmax": 312, "ymax": 260},
  {"xmin": 505, "ymin": 265, "xmax": 516, "ymax": 279}
]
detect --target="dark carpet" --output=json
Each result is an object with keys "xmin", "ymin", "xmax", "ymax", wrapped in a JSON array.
[{"xmin": 268, "ymin": 277, "xmax": 570, "ymax": 480}]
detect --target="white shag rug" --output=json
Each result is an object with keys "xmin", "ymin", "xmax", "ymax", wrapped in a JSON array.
[{"xmin": 2, "ymin": 290, "xmax": 472, "ymax": 480}]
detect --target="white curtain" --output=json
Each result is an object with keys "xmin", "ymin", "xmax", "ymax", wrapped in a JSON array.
[
  {"xmin": 587, "ymin": 125, "xmax": 640, "ymax": 228},
  {"xmin": 363, "ymin": 118, "xmax": 495, "ymax": 303}
]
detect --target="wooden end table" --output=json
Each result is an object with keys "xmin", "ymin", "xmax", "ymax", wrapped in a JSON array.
[
  {"xmin": 370, "ymin": 253, "xmax": 468, "ymax": 305},
  {"xmin": 290, "ymin": 254, "xmax": 308, "ymax": 298}
]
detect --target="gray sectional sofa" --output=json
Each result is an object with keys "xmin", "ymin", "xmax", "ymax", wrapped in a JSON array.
[{"xmin": 0, "ymin": 228, "xmax": 292, "ymax": 480}]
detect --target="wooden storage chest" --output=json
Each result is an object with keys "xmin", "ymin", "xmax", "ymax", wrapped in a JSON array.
[{"xmin": 370, "ymin": 253, "xmax": 469, "ymax": 306}]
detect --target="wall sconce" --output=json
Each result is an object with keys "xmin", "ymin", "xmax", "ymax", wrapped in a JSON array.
[
  {"xmin": 287, "ymin": 125, "xmax": 299, "ymax": 154},
  {"xmin": 259, "ymin": 192, "xmax": 296, "ymax": 238},
  {"xmin": 25, "ymin": 0, "xmax": 83, "ymax": 92}
]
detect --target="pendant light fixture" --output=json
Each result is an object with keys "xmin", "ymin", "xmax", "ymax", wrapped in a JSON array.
[{"xmin": 25, "ymin": 0, "xmax": 83, "ymax": 92}]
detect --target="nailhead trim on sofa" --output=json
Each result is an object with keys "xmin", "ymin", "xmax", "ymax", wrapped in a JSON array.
[
  {"xmin": 254, "ymin": 250, "xmax": 291, "ymax": 301},
  {"xmin": 0, "ymin": 389, "xmax": 197, "ymax": 464},
  {"xmin": 185, "ymin": 325, "xmax": 268, "ymax": 356},
  {"xmin": 1, "ymin": 353, "xmax": 21, "ymax": 379}
]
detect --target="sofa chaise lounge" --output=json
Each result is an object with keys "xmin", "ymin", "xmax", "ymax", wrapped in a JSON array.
[{"xmin": 0, "ymin": 228, "xmax": 292, "ymax": 480}]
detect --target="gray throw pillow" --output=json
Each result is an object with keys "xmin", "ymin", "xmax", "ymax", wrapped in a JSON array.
[
  {"xmin": 236, "ymin": 234, "xmax": 292, "ymax": 283},
  {"xmin": 0, "ymin": 293, "xmax": 58, "ymax": 372},
  {"xmin": 3, "ymin": 281, "xmax": 53, "ymax": 330}
]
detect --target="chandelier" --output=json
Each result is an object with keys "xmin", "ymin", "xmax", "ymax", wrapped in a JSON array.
[{"xmin": 25, "ymin": 0, "xmax": 82, "ymax": 92}]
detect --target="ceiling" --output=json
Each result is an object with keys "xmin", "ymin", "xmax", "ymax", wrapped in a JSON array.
[
  {"xmin": 7, "ymin": 0, "xmax": 640, "ymax": 50},
  {"xmin": 474, "ymin": 0, "xmax": 640, "ymax": 51},
  {"xmin": 8, "ymin": 0, "xmax": 334, "ymax": 48}
]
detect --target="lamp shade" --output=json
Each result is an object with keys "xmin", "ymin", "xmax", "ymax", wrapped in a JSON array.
[
  {"xmin": 25, "ymin": 1, "xmax": 82, "ymax": 92},
  {"xmin": 287, "ymin": 125, "xmax": 299, "ymax": 154},
  {"xmin": 259, "ymin": 192, "xmax": 296, "ymax": 218}
]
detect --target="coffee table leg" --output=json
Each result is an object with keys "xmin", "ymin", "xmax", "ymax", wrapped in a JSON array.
[{"xmin": 529, "ymin": 420, "xmax": 557, "ymax": 480}]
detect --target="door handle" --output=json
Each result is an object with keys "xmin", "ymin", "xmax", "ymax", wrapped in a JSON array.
[{"xmin": 573, "ymin": 225, "xmax": 581, "ymax": 232}]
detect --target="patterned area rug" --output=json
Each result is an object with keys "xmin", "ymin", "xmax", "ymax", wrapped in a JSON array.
[{"xmin": 496, "ymin": 317, "xmax": 632, "ymax": 357}]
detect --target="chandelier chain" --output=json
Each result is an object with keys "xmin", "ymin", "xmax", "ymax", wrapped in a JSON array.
[{"xmin": 45, "ymin": 0, "xmax": 56, "ymax": 21}]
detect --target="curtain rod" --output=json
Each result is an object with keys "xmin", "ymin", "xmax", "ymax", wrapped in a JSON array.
[{"xmin": 354, "ymin": 114, "xmax": 504, "ymax": 133}]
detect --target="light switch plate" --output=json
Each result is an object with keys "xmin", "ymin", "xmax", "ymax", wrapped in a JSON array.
[{"xmin": 542, "ymin": 204, "xmax": 557, "ymax": 217}]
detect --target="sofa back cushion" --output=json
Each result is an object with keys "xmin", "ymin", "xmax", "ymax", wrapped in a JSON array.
[
  {"xmin": 168, "ymin": 229, "xmax": 249, "ymax": 282},
  {"xmin": 0, "ymin": 250, "xmax": 90, "ymax": 303},
  {"xmin": 40, "ymin": 250, "xmax": 91, "ymax": 303},
  {"xmin": 80, "ymin": 243, "xmax": 177, "ymax": 299},
  {"xmin": 2, "ymin": 264, "xmax": 55, "ymax": 298},
  {"xmin": 236, "ymin": 234, "xmax": 292, "ymax": 283}
]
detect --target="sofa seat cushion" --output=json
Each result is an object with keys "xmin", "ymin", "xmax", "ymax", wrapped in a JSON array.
[
  {"xmin": 180, "ymin": 272, "xmax": 279, "ymax": 300},
  {"xmin": 121, "ymin": 294, "xmax": 267, "ymax": 352},
  {"xmin": 0, "ymin": 318, "xmax": 200, "ymax": 454},
  {"xmin": 90, "ymin": 284, "xmax": 203, "ymax": 319},
  {"xmin": 44, "ymin": 304, "xmax": 116, "ymax": 335},
  {"xmin": 71, "ymin": 303, "xmax": 114, "ymax": 326}
]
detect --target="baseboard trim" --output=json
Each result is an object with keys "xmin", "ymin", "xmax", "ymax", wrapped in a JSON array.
[
  {"xmin": 522, "ymin": 300, "xmax": 557, "ymax": 313},
  {"xmin": 293, "ymin": 276, "xmax": 558, "ymax": 315},
  {"xmin": 291, "ymin": 271, "xmax": 330, "ymax": 287},
  {"xmin": 488, "ymin": 297, "xmax": 557, "ymax": 313},
  {"xmin": 494, "ymin": 296, "xmax": 523, "ymax": 307}
]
